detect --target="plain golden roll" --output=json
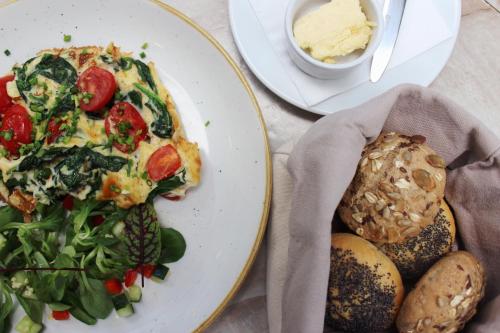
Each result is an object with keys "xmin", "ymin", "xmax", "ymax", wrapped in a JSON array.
[
  {"xmin": 327, "ymin": 233, "xmax": 405, "ymax": 332},
  {"xmin": 377, "ymin": 200, "xmax": 456, "ymax": 280},
  {"xmin": 396, "ymin": 251, "xmax": 486, "ymax": 333}
]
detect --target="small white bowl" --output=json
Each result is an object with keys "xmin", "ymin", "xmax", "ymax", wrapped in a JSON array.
[{"xmin": 285, "ymin": 0, "xmax": 384, "ymax": 79}]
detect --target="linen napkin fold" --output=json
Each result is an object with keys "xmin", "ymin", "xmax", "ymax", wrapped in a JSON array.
[
  {"xmin": 247, "ymin": 0, "xmax": 453, "ymax": 106},
  {"xmin": 280, "ymin": 84, "xmax": 500, "ymax": 333}
]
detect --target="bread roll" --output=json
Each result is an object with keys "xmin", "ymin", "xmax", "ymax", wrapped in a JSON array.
[
  {"xmin": 327, "ymin": 233, "xmax": 404, "ymax": 332},
  {"xmin": 377, "ymin": 200, "xmax": 456, "ymax": 280},
  {"xmin": 396, "ymin": 251, "xmax": 486, "ymax": 333},
  {"xmin": 339, "ymin": 132, "xmax": 446, "ymax": 243}
]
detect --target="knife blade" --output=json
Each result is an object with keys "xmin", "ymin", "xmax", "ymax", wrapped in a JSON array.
[{"xmin": 370, "ymin": 0, "xmax": 407, "ymax": 83}]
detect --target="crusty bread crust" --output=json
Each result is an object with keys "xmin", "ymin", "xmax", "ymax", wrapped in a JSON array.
[
  {"xmin": 376, "ymin": 200, "xmax": 456, "ymax": 280},
  {"xmin": 339, "ymin": 132, "xmax": 446, "ymax": 243},
  {"xmin": 327, "ymin": 233, "xmax": 404, "ymax": 332},
  {"xmin": 396, "ymin": 251, "xmax": 485, "ymax": 333}
]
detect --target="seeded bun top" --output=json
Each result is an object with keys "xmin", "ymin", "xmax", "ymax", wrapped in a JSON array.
[
  {"xmin": 396, "ymin": 251, "xmax": 486, "ymax": 333},
  {"xmin": 338, "ymin": 132, "xmax": 446, "ymax": 243}
]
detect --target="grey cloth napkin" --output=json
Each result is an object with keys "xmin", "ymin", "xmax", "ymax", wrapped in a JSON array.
[{"xmin": 281, "ymin": 84, "xmax": 500, "ymax": 333}]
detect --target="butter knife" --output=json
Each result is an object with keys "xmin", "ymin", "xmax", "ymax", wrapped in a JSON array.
[{"xmin": 370, "ymin": 0, "xmax": 407, "ymax": 83}]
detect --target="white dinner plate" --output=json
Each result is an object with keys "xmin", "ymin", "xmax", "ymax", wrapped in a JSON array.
[
  {"xmin": 229, "ymin": 0, "xmax": 461, "ymax": 115},
  {"xmin": 0, "ymin": 0, "xmax": 271, "ymax": 332}
]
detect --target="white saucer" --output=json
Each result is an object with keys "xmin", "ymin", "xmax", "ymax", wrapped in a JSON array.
[{"xmin": 229, "ymin": 0, "xmax": 461, "ymax": 115}]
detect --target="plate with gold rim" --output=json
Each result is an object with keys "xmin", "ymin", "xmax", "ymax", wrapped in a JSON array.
[{"xmin": 0, "ymin": 0, "xmax": 271, "ymax": 332}]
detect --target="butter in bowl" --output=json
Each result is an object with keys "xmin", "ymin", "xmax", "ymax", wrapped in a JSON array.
[{"xmin": 285, "ymin": 0, "xmax": 384, "ymax": 79}]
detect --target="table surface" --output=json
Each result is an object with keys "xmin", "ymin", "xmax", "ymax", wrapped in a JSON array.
[{"xmin": 163, "ymin": 0, "xmax": 500, "ymax": 331}]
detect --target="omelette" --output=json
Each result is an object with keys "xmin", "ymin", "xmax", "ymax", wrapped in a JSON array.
[{"xmin": 0, "ymin": 43, "xmax": 201, "ymax": 211}]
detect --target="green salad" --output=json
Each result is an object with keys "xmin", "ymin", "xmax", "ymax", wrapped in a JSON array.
[{"xmin": 0, "ymin": 198, "xmax": 186, "ymax": 333}]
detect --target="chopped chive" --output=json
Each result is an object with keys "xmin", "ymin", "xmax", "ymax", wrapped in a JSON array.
[
  {"xmin": 141, "ymin": 42, "xmax": 148, "ymax": 50},
  {"xmin": 139, "ymin": 52, "xmax": 146, "ymax": 59},
  {"xmin": 0, "ymin": 130, "xmax": 13, "ymax": 141},
  {"xmin": 204, "ymin": 120, "xmax": 210, "ymax": 127},
  {"xmin": 4, "ymin": 49, "xmax": 11, "ymax": 56},
  {"xmin": 28, "ymin": 77, "xmax": 38, "ymax": 86},
  {"xmin": 127, "ymin": 160, "xmax": 133, "ymax": 177},
  {"xmin": 63, "ymin": 34, "xmax": 72, "ymax": 42}
]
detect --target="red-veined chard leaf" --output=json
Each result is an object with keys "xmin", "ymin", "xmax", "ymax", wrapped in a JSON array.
[{"xmin": 123, "ymin": 202, "xmax": 161, "ymax": 286}]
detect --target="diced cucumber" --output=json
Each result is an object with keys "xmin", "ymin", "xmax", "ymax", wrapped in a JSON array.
[
  {"xmin": 126, "ymin": 285, "xmax": 142, "ymax": 303},
  {"xmin": 48, "ymin": 302, "xmax": 72, "ymax": 311},
  {"xmin": 112, "ymin": 293, "xmax": 130, "ymax": 311},
  {"xmin": 112, "ymin": 221, "xmax": 125, "ymax": 237},
  {"xmin": 151, "ymin": 265, "xmax": 169, "ymax": 282},
  {"xmin": 116, "ymin": 304, "xmax": 134, "ymax": 318},
  {"xmin": 15, "ymin": 315, "xmax": 43, "ymax": 333},
  {"xmin": 112, "ymin": 294, "xmax": 135, "ymax": 317}
]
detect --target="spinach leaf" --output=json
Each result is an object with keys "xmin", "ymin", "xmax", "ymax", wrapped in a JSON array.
[
  {"xmin": 19, "ymin": 146, "xmax": 127, "ymax": 192},
  {"xmin": 14, "ymin": 57, "xmax": 36, "ymax": 100},
  {"xmin": 86, "ymin": 149, "xmax": 128, "ymax": 171},
  {"xmin": 0, "ymin": 206, "xmax": 23, "ymax": 230},
  {"xmin": 0, "ymin": 280, "xmax": 13, "ymax": 333},
  {"xmin": 64, "ymin": 291, "xmax": 97, "ymax": 325},
  {"xmin": 148, "ymin": 171, "xmax": 186, "ymax": 200},
  {"xmin": 18, "ymin": 147, "xmax": 72, "ymax": 171},
  {"xmin": 5, "ymin": 175, "xmax": 27, "ymax": 190},
  {"xmin": 134, "ymin": 59, "xmax": 157, "ymax": 93},
  {"xmin": 119, "ymin": 57, "xmax": 133, "ymax": 71},
  {"xmin": 158, "ymin": 227, "xmax": 186, "ymax": 264},
  {"xmin": 79, "ymin": 278, "xmax": 113, "ymax": 320},
  {"xmin": 32, "ymin": 273, "xmax": 66, "ymax": 303},
  {"xmin": 71, "ymin": 199, "xmax": 100, "ymax": 234},
  {"xmin": 15, "ymin": 294, "xmax": 44, "ymax": 324},
  {"xmin": 123, "ymin": 202, "xmax": 161, "ymax": 268},
  {"xmin": 126, "ymin": 90, "xmax": 142, "ymax": 108},
  {"xmin": 134, "ymin": 83, "xmax": 173, "ymax": 138},
  {"xmin": 100, "ymin": 55, "xmax": 114, "ymax": 64},
  {"xmin": 70, "ymin": 306, "xmax": 97, "ymax": 325},
  {"xmin": 32, "ymin": 54, "xmax": 77, "ymax": 86}
]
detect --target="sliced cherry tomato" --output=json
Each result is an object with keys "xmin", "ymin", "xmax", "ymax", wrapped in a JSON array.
[
  {"xmin": 62, "ymin": 195, "xmax": 74, "ymax": 210},
  {"xmin": 0, "ymin": 104, "xmax": 33, "ymax": 156},
  {"xmin": 161, "ymin": 194, "xmax": 182, "ymax": 201},
  {"xmin": 77, "ymin": 67, "xmax": 116, "ymax": 112},
  {"xmin": 91, "ymin": 215, "xmax": 105, "ymax": 227},
  {"xmin": 104, "ymin": 278, "xmax": 123, "ymax": 295},
  {"xmin": 146, "ymin": 145, "xmax": 181, "ymax": 182},
  {"xmin": 52, "ymin": 310, "xmax": 70, "ymax": 320},
  {"xmin": 139, "ymin": 264, "xmax": 156, "ymax": 279},
  {"xmin": 47, "ymin": 117, "xmax": 65, "ymax": 144},
  {"xmin": 104, "ymin": 102, "xmax": 148, "ymax": 153},
  {"xmin": 0, "ymin": 75, "xmax": 14, "ymax": 113},
  {"xmin": 124, "ymin": 269, "xmax": 138, "ymax": 287}
]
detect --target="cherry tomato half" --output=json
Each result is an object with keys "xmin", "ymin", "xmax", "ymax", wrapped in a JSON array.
[
  {"xmin": 91, "ymin": 215, "xmax": 105, "ymax": 227},
  {"xmin": 105, "ymin": 102, "xmax": 148, "ymax": 153},
  {"xmin": 146, "ymin": 145, "xmax": 181, "ymax": 182},
  {"xmin": 139, "ymin": 264, "xmax": 156, "ymax": 279},
  {"xmin": 124, "ymin": 269, "xmax": 138, "ymax": 287},
  {"xmin": 104, "ymin": 278, "xmax": 123, "ymax": 295},
  {"xmin": 0, "ymin": 104, "xmax": 33, "ymax": 156},
  {"xmin": 52, "ymin": 310, "xmax": 70, "ymax": 321},
  {"xmin": 62, "ymin": 195, "xmax": 74, "ymax": 210},
  {"xmin": 0, "ymin": 75, "xmax": 14, "ymax": 113},
  {"xmin": 77, "ymin": 67, "xmax": 116, "ymax": 112},
  {"xmin": 47, "ymin": 117, "xmax": 65, "ymax": 144}
]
